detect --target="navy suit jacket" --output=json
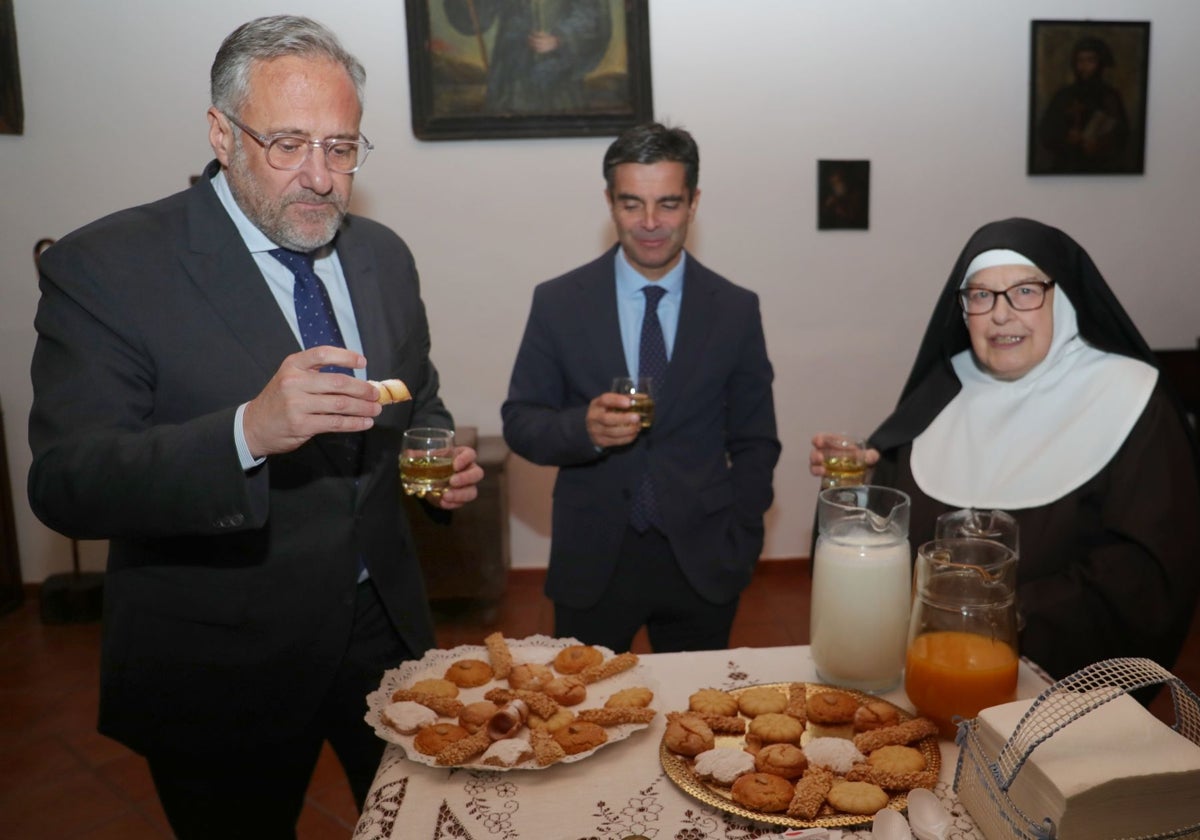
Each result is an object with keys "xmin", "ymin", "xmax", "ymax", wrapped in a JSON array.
[
  {"xmin": 502, "ymin": 247, "xmax": 780, "ymax": 607},
  {"xmin": 28, "ymin": 161, "xmax": 449, "ymax": 754}
]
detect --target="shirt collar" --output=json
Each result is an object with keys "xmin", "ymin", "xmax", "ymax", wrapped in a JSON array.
[
  {"xmin": 615, "ymin": 247, "xmax": 687, "ymax": 298},
  {"xmin": 209, "ymin": 169, "xmax": 333, "ymax": 258}
]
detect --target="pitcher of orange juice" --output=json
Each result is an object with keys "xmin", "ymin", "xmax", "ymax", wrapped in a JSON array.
[{"xmin": 904, "ymin": 538, "xmax": 1019, "ymax": 738}]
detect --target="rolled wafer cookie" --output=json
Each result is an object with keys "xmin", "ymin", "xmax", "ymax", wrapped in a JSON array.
[{"xmin": 370, "ymin": 378, "xmax": 412, "ymax": 404}]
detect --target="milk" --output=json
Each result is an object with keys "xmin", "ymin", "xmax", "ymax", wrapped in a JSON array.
[{"xmin": 810, "ymin": 531, "xmax": 911, "ymax": 693}]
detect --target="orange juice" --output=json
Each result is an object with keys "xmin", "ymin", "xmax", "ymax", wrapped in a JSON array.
[{"xmin": 905, "ymin": 630, "xmax": 1018, "ymax": 738}]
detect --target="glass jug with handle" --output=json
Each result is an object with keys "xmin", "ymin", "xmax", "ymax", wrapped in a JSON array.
[
  {"xmin": 810, "ymin": 486, "xmax": 911, "ymax": 693},
  {"xmin": 905, "ymin": 537, "xmax": 1019, "ymax": 738}
]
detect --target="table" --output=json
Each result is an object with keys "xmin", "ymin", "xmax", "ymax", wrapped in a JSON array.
[{"xmin": 353, "ymin": 645, "xmax": 1049, "ymax": 840}]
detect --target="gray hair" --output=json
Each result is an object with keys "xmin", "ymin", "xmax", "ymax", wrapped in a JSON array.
[{"xmin": 211, "ymin": 15, "xmax": 366, "ymax": 116}]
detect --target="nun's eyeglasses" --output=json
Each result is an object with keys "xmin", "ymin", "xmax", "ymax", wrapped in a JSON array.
[{"xmin": 958, "ymin": 280, "xmax": 1055, "ymax": 315}]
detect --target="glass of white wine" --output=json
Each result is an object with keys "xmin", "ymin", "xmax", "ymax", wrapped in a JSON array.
[
  {"xmin": 612, "ymin": 376, "xmax": 655, "ymax": 429},
  {"xmin": 821, "ymin": 433, "xmax": 868, "ymax": 488},
  {"xmin": 400, "ymin": 427, "xmax": 455, "ymax": 500}
]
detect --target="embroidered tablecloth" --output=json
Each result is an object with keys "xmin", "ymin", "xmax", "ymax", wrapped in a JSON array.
[{"xmin": 354, "ymin": 645, "xmax": 1048, "ymax": 840}]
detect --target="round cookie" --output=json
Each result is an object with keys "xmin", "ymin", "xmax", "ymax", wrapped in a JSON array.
[
  {"xmin": 444, "ymin": 658, "xmax": 494, "ymax": 688},
  {"xmin": 664, "ymin": 713, "xmax": 716, "ymax": 757},
  {"xmin": 688, "ymin": 688, "xmax": 739, "ymax": 717},
  {"xmin": 738, "ymin": 686, "xmax": 788, "ymax": 717},
  {"xmin": 606, "ymin": 686, "xmax": 654, "ymax": 708},
  {"xmin": 508, "ymin": 662, "xmax": 554, "ymax": 691},
  {"xmin": 693, "ymin": 747, "xmax": 756, "ymax": 786},
  {"xmin": 528, "ymin": 708, "xmax": 575, "ymax": 733},
  {"xmin": 543, "ymin": 676, "xmax": 587, "ymax": 706},
  {"xmin": 413, "ymin": 722, "xmax": 469, "ymax": 756},
  {"xmin": 410, "ymin": 678, "xmax": 459, "ymax": 698},
  {"xmin": 730, "ymin": 772, "xmax": 796, "ymax": 813},
  {"xmin": 854, "ymin": 700, "xmax": 900, "ymax": 732},
  {"xmin": 827, "ymin": 780, "xmax": 890, "ymax": 815},
  {"xmin": 868, "ymin": 744, "xmax": 927, "ymax": 774},
  {"xmin": 806, "ymin": 689, "xmax": 859, "ymax": 725},
  {"xmin": 553, "ymin": 721, "xmax": 608, "ymax": 755},
  {"xmin": 553, "ymin": 644, "xmax": 604, "ymax": 674},
  {"xmin": 754, "ymin": 742, "xmax": 808, "ymax": 780},
  {"xmin": 458, "ymin": 700, "xmax": 500, "ymax": 734},
  {"xmin": 748, "ymin": 712, "xmax": 804, "ymax": 745}
]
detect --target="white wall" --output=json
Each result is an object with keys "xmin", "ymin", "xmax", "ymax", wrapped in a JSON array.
[{"xmin": 3, "ymin": 1, "xmax": 1199, "ymax": 582}]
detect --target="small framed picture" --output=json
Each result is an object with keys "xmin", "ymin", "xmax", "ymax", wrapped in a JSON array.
[
  {"xmin": 1028, "ymin": 20, "xmax": 1150, "ymax": 175},
  {"xmin": 1, "ymin": 0, "xmax": 24, "ymax": 135},
  {"xmin": 817, "ymin": 160, "xmax": 870, "ymax": 231},
  {"xmin": 405, "ymin": 0, "xmax": 653, "ymax": 141}
]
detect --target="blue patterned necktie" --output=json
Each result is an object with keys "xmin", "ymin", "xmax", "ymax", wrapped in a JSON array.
[
  {"xmin": 268, "ymin": 247, "xmax": 362, "ymax": 482},
  {"xmin": 268, "ymin": 248, "xmax": 354, "ymax": 375},
  {"xmin": 630, "ymin": 285, "xmax": 668, "ymax": 532}
]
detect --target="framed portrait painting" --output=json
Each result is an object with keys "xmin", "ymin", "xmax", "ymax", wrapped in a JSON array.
[
  {"xmin": 817, "ymin": 160, "xmax": 870, "ymax": 231},
  {"xmin": 405, "ymin": 0, "xmax": 653, "ymax": 140},
  {"xmin": 1028, "ymin": 20, "xmax": 1150, "ymax": 175},
  {"xmin": 1, "ymin": 0, "xmax": 24, "ymax": 135}
]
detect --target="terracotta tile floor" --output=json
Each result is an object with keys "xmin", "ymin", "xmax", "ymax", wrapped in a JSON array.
[{"xmin": 1, "ymin": 561, "xmax": 1196, "ymax": 839}]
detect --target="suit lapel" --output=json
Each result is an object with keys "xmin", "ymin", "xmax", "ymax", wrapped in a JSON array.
[
  {"xmin": 578, "ymin": 249, "xmax": 629, "ymax": 379},
  {"xmin": 659, "ymin": 258, "xmax": 717, "ymax": 429}
]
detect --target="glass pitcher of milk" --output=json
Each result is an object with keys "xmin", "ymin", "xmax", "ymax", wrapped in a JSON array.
[{"xmin": 810, "ymin": 486, "xmax": 912, "ymax": 693}]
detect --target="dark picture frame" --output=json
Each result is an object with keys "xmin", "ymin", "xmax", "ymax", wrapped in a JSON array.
[
  {"xmin": 0, "ymin": 0, "xmax": 24, "ymax": 135},
  {"xmin": 1028, "ymin": 20, "xmax": 1150, "ymax": 175},
  {"xmin": 817, "ymin": 160, "xmax": 870, "ymax": 231},
  {"xmin": 405, "ymin": 0, "xmax": 652, "ymax": 141}
]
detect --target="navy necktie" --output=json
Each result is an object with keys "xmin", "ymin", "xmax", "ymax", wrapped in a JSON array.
[
  {"xmin": 268, "ymin": 248, "xmax": 354, "ymax": 375},
  {"xmin": 630, "ymin": 285, "xmax": 668, "ymax": 532}
]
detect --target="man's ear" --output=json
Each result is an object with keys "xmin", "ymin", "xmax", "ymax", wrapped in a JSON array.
[{"xmin": 207, "ymin": 107, "xmax": 233, "ymax": 167}]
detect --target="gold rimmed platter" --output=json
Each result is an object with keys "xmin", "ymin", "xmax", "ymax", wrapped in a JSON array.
[{"xmin": 659, "ymin": 682, "xmax": 939, "ymax": 829}]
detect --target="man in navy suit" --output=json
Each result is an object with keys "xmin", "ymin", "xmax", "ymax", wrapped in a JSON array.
[
  {"xmin": 28, "ymin": 16, "xmax": 482, "ymax": 837},
  {"xmin": 502, "ymin": 123, "xmax": 780, "ymax": 653}
]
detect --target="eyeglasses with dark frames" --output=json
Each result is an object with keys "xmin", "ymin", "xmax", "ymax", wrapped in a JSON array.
[
  {"xmin": 224, "ymin": 112, "xmax": 373, "ymax": 174},
  {"xmin": 958, "ymin": 279, "xmax": 1056, "ymax": 315}
]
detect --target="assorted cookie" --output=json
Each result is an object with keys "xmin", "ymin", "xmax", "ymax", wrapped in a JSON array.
[
  {"xmin": 662, "ymin": 683, "xmax": 939, "ymax": 825},
  {"xmin": 378, "ymin": 635, "xmax": 656, "ymax": 770}
]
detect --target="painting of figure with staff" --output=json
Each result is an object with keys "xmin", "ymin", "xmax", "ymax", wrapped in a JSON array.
[{"xmin": 406, "ymin": 0, "xmax": 652, "ymax": 139}]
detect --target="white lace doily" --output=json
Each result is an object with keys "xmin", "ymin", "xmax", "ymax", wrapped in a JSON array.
[{"xmin": 365, "ymin": 635, "xmax": 658, "ymax": 771}]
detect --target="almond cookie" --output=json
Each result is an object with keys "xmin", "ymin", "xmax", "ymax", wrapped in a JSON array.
[
  {"xmin": 410, "ymin": 678, "xmax": 459, "ymax": 698},
  {"xmin": 693, "ymin": 747, "xmax": 756, "ymax": 786},
  {"xmin": 543, "ymin": 676, "xmax": 587, "ymax": 706},
  {"xmin": 576, "ymin": 707, "xmax": 656, "ymax": 726},
  {"xmin": 663, "ymin": 712, "xmax": 715, "ymax": 756},
  {"xmin": 553, "ymin": 721, "xmax": 608, "ymax": 755},
  {"xmin": 578, "ymin": 652, "xmax": 638, "ymax": 684},
  {"xmin": 853, "ymin": 717, "xmax": 939, "ymax": 753},
  {"xmin": 389, "ymin": 689, "xmax": 464, "ymax": 718},
  {"xmin": 854, "ymin": 699, "xmax": 900, "ymax": 732},
  {"xmin": 508, "ymin": 662, "xmax": 554, "ymax": 691},
  {"xmin": 747, "ymin": 712, "xmax": 804, "ymax": 746},
  {"xmin": 806, "ymin": 689, "xmax": 858, "ymax": 725},
  {"xmin": 553, "ymin": 644, "xmax": 604, "ymax": 674},
  {"xmin": 434, "ymin": 729, "xmax": 490, "ymax": 766},
  {"xmin": 688, "ymin": 688, "xmax": 739, "ymax": 717},
  {"xmin": 731, "ymin": 772, "xmax": 796, "ymax": 813},
  {"xmin": 788, "ymin": 766, "xmax": 835, "ymax": 820},
  {"xmin": 754, "ymin": 743, "xmax": 808, "ymax": 780},
  {"xmin": 738, "ymin": 686, "xmax": 788, "ymax": 717},
  {"xmin": 444, "ymin": 658, "xmax": 494, "ymax": 688},
  {"xmin": 826, "ymin": 780, "xmax": 889, "ymax": 815},
  {"xmin": 413, "ymin": 722, "xmax": 469, "ymax": 756},
  {"xmin": 605, "ymin": 686, "xmax": 654, "ymax": 709}
]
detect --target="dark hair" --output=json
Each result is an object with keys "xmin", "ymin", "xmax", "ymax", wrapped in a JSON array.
[
  {"xmin": 1072, "ymin": 37, "xmax": 1115, "ymax": 70},
  {"xmin": 602, "ymin": 122, "xmax": 699, "ymax": 196},
  {"xmin": 211, "ymin": 16, "xmax": 366, "ymax": 116}
]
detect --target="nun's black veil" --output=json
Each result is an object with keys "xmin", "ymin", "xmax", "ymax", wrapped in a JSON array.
[{"xmin": 870, "ymin": 218, "xmax": 1172, "ymax": 453}]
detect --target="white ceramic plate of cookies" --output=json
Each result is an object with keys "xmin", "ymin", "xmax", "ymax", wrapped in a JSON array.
[{"xmin": 365, "ymin": 634, "xmax": 659, "ymax": 771}]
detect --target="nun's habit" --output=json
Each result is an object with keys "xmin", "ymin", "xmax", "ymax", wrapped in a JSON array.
[{"xmin": 871, "ymin": 218, "xmax": 1200, "ymax": 682}]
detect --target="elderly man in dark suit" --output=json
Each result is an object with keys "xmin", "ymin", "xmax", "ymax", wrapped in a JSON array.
[
  {"xmin": 27, "ymin": 15, "xmax": 482, "ymax": 838},
  {"xmin": 502, "ymin": 123, "xmax": 780, "ymax": 654}
]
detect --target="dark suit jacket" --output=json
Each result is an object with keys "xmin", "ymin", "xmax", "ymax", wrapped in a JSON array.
[
  {"xmin": 501, "ymin": 247, "xmax": 780, "ymax": 608},
  {"xmin": 28, "ymin": 161, "xmax": 449, "ymax": 755}
]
